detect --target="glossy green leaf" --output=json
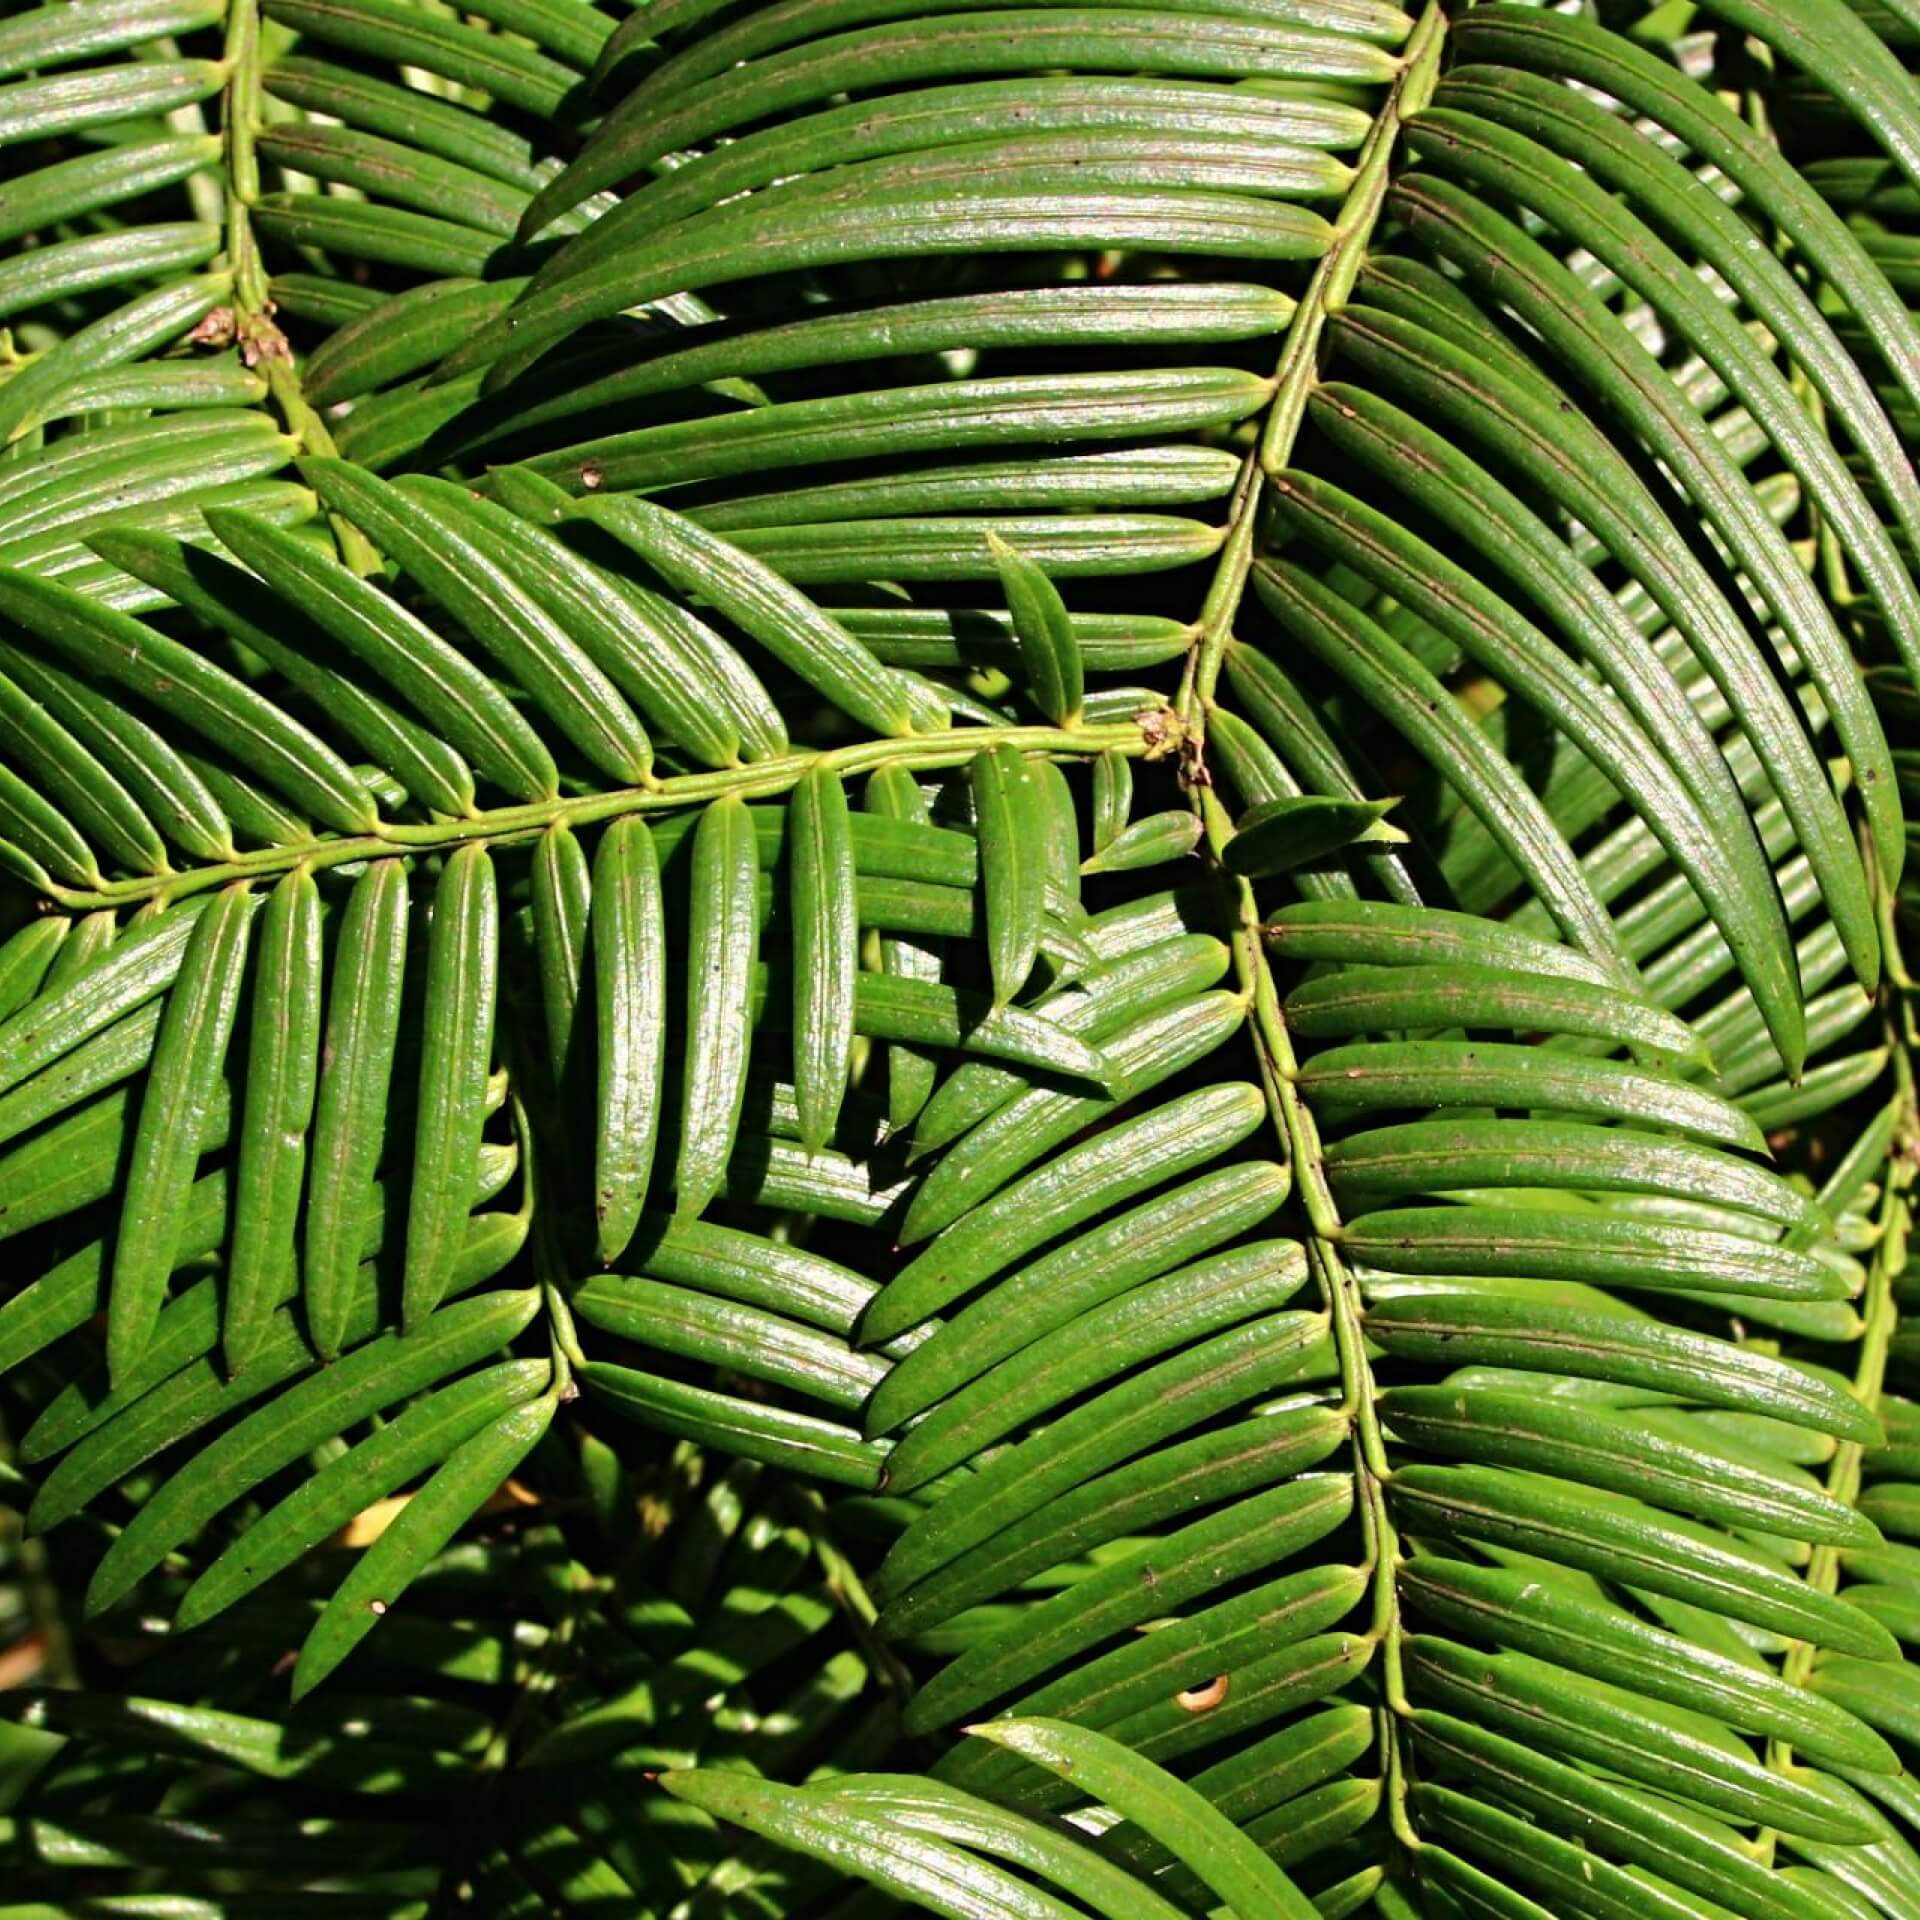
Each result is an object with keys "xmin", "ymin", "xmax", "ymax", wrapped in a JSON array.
[
  {"xmin": 901, "ymin": 1471, "xmax": 1350, "ymax": 1736},
  {"xmin": 1399, "ymin": 1555, "xmax": 1897, "ymax": 1773},
  {"xmin": 204, "ymin": 508, "xmax": 559, "ymax": 804},
  {"xmin": 899, "ymin": 986, "xmax": 1243, "ymax": 1244},
  {"xmin": 1288, "ymin": 391, "xmax": 1805, "ymax": 1069},
  {"xmin": 0, "ymin": 277, "xmax": 231, "ymax": 448},
  {"xmin": 864, "ymin": 1080, "xmax": 1267, "ymax": 1342},
  {"xmin": 1412, "ymin": 1712, "xmax": 1863, "ymax": 1920},
  {"xmin": 0, "ymin": 917, "xmax": 65, "ymax": 1022},
  {"xmin": 0, "ymin": 60, "xmax": 223, "ymax": 148},
  {"xmin": 0, "ymin": 0, "xmax": 223, "ymax": 78},
  {"xmin": 1385, "ymin": 168, "xmax": 1901, "ymax": 901},
  {"xmin": 0, "ymin": 1070, "xmax": 228, "ymax": 1247},
  {"xmin": 866, "ymin": 765, "xmax": 942, "ymax": 1130},
  {"xmin": 264, "ymin": 0, "xmax": 578, "ymax": 115},
  {"xmin": 964, "ymin": 1717, "xmax": 1320, "ymax": 1919},
  {"xmin": 1287, "ymin": 960, "xmax": 1706, "ymax": 1063},
  {"xmin": 586, "ymin": 1358, "xmax": 886, "ymax": 1486},
  {"xmin": 305, "ymin": 862, "xmax": 410, "ymax": 1361},
  {"xmin": 826, "ymin": 1775, "xmax": 1191, "ymax": 1920},
  {"xmin": 87, "ymin": 1286, "xmax": 542, "ymax": 1615},
  {"xmin": 531, "ymin": 820, "xmax": 591, "ymax": 1087},
  {"xmin": 0, "ymin": 570, "xmax": 378, "ymax": 836},
  {"xmin": 675, "ymin": 795, "xmax": 761, "ymax": 1221},
  {"xmin": 1415, "ymin": 1780, "xmax": 1776, "ymax": 1920},
  {"xmin": 572, "ymin": 495, "xmax": 919, "ymax": 739},
  {"xmin": 1347, "ymin": 1205, "xmax": 1841, "ymax": 1301},
  {"xmin": 593, "ymin": 816, "xmax": 666, "ymax": 1264},
  {"xmin": 855, "ymin": 973, "xmax": 1114, "ymax": 1082},
  {"xmin": 1384, "ymin": 1387, "xmax": 1873, "ymax": 1544},
  {"xmin": 1323, "ymin": 1119, "xmax": 1819, "ymax": 1231},
  {"xmin": 293, "ymin": 1381, "xmax": 557, "ymax": 1698},
  {"xmin": 1297, "ymin": 1040, "xmax": 1766, "ymax": 1151},
  {"xmin": 881, "ymin": 1387, "xmax": 1343, "ymax": 1640},
  {"xmin": 573, "ymin": 1276, "xmax": 885, "ymax": 1410},
  {"xmin": 304, "ymin": 277, "xmax": 522, "ymax": 407},
  {"xmin": 1225, "ymin": 792, "xmax": 1400, "ymax": 875},
  {"xmin": 1080, "ymin": 808, "xmax": 1202, "ymax": 874},
  {"xmin": 519, "ymin": 12, "xmax": 1382, "ymax": 237},
  {"xmin": 0, "ymin": 639, "xmax": 233, "ymax": 865},
  {"xmin": 1246, "ymin": 570, "xmax": 1638, "ymax": 986},
  {"xmin": 225, "ymin": 868, "xmax": 322, "ymax": 1378},
  {"xmin": 106, "ymin": 885, "xmax": 253, "ymax": 1388},
  {"xmin": 176, "ymin": 1359, "xmax": 549, "ymax": 1630},
  {"xmin": 990, "ymin": 532, "xmax": 1083, "ymax": 727},
  {"xmin": 0, "ymin": 2, "xmax": 1911, "ymax": 1905},
  {"xmin": 400, "ymin": 475, "xmax": 745, "ymax": 771},
  {"xmin": 789, "ymin": 766, "xmax": 856, "ymax": 1152},
  {"xmin": 1332, "ymin": 294, "xmax": 1876, "ymax": 1001},
  {"xmin": 971, "ymin": 744, "xmax": 1046, "ymax": 1007},
  {"xmin": 657, "ymin": 1768, "xmax": 1087, "ymax": 1919},
  {"xmin": 95, "ymin": 529, "xmax": 477, "ymax": 822},
  {"xmin": 1265, "ymin": 898, "xmax": 1614, "ymax": 984},
  {"xmin": 0, "ymin": 1689, "xmax": 463, "ymax": 1795},
  {"xmin": 1366, "ymin": 1289, "xmax": 1880, "ymax": 1441},
  {"xmin": 888, "ymin": 1230, "xmax": 1304, "ymax": 1489},
  {"xmin": 1453, "ymin": 3, "xmax": 1920, "ymax": 433},
  {"xmin": 0, "ymin": 663, "xmax": 164, "ymax": 876},
  {"xmin": 1391, "ymin": 1464, "xmax": 1897, "ymax": 1657},
  {"xmin": 302, "ymin": 460, "xmax": 653, "ymax": 786},
  {"xmin": 403, "ymin": 846, "xmax": 498, "ymax": 1329},
  {"xmin": 489, "ymin": 467, "xmax": 792, "ymax": 762},
  {"xmin": 910, "ymin": 930, "xmax": 1226, "ymax": 1150},
  {"xmin": 1409, "ymin": 99, "xmax": 1920, "ymax": 749}
]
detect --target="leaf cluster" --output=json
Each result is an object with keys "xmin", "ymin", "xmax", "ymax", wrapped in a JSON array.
[{"xmin": 2, "ymin": 0, "xmax": 1920, "ymax": 1913}]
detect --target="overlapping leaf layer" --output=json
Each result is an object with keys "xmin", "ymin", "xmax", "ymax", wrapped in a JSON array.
[{"xmin": 2, "ymin": 0, "xmax": 1919, "ymax": 1912}]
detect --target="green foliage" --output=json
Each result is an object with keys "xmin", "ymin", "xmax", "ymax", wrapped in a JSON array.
[{"xmin": 1, "ymin": 0, "xmax": 1920, "ymax": 1912}]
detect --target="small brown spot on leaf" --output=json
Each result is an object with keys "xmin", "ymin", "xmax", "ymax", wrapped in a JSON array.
[{"xmin": 1176, "ymin": 1674, "xmax": 1230, "ymax": 1712}]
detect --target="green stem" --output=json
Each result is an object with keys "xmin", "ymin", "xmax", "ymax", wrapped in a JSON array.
[
  {"xmin": 1258, "ymin": 0, "xmax": 1446, "ymax": 477},
  {"xmin": 1196, "ymin": 782, "xmax": 1406, "ymax": 1729},
  {"xmin": 1760, "ymin": 974, "xmax": 1914, "ymax": 1856},
  {"xmin": 1177, "ymin": 0, "xmax": 1448, "ymax": 728},
  {"xmin": 220, "ymin": 0, "xmax": 260, "ymax": 221},
  {"xmin": 218, "ymin": 0, "xmax": 378, "ymax": 570},
  {"xmin": 37, "ymin": 718, "xmax": 1164, "ymax": 910},
  {"xmin": 1176, "ymin": 11, "xmax": 1447, "ymax": 1841}
]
